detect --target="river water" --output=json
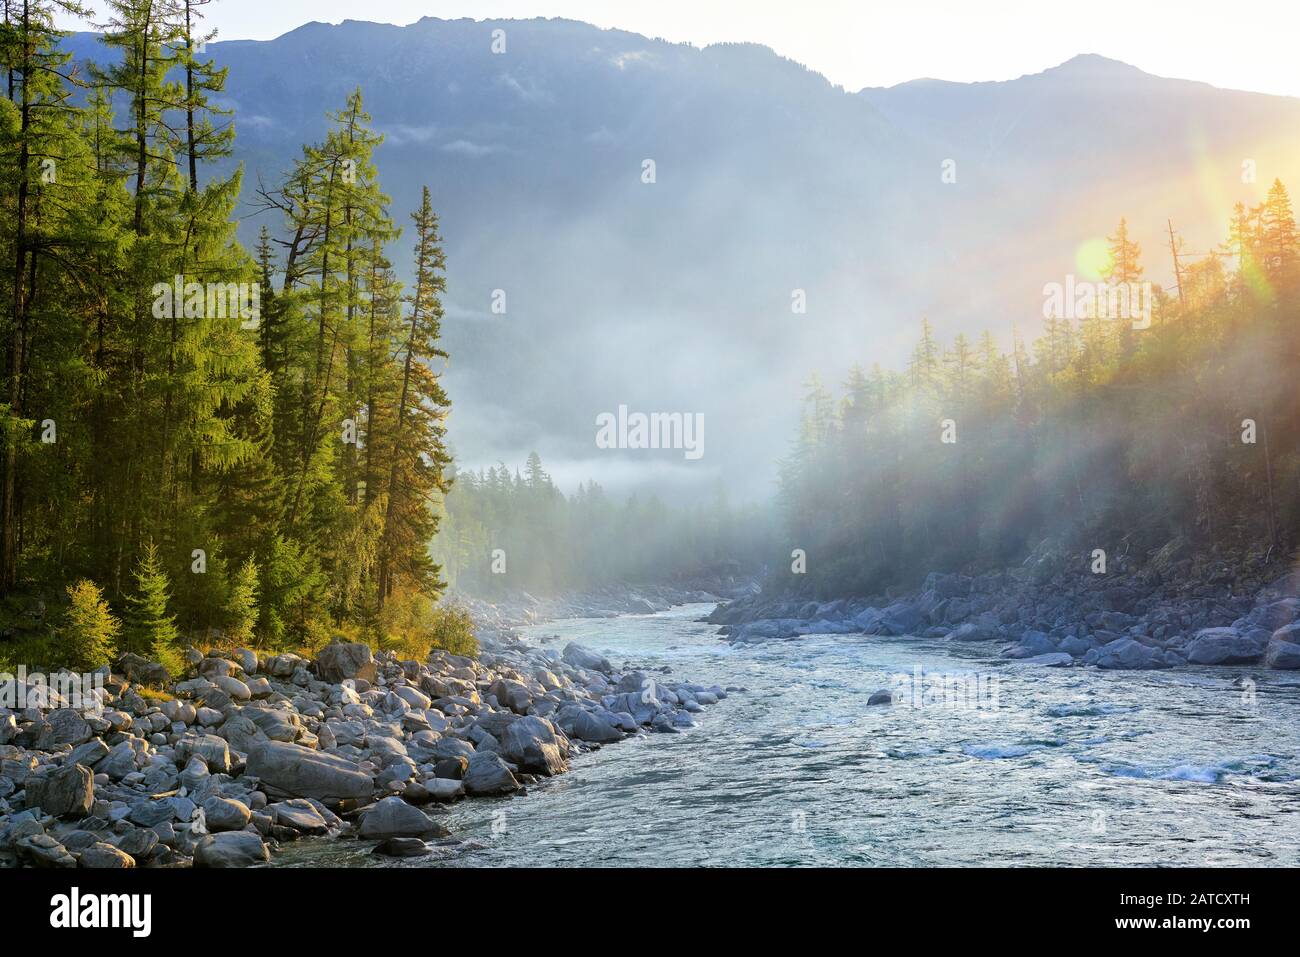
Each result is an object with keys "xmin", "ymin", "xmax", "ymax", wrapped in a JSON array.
[{"xmin": 286, "ymin": 603, "xmax": 1300, "ymax": 867}]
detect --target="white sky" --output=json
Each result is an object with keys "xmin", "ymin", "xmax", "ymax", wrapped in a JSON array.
[{"xmin": 59, "ymin": 0, "xmax": 1300, "ymax": 96}]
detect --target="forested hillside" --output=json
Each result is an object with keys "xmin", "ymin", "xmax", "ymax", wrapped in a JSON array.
[
  {"xmin": 777, "ymin": 189, "xmax": 1300, "ymax": 598},
  {"xmin": 0, "ymin": 1, "xmax": 461, "ymax": 668},
  {"xmin": 430, "ymin": 452, "xmax": 771, "ymax": 596}
]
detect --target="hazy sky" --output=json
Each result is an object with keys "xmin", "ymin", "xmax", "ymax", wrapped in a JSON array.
[{"xmin": 61, "ymin": 0, "xmax": 1300, "ymax": 97}]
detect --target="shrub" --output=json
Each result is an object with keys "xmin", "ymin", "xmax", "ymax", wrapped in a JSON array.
[
  {"xmin": 61, "ymin": 580, "xmax": 121, "ymax": 671},
  {"xmin": 426, "ymin": 604, "xmax": 478, "ymax": 658},
  {"xmin": 374, "ymin": 590, "xmax": 478, "ymax": 660}
]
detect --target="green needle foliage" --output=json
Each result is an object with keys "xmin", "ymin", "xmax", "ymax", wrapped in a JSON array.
[{"xmin": 1, "ymin": 2, "xmax": 456, "ymax": 659}]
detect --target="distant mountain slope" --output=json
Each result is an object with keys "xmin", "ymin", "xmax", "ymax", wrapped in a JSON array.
[{"xmin": 62, "ymin": 23, "xmax": 1300, "ymax": 499}]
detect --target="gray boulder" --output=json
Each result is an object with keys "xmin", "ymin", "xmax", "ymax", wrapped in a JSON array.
[
  {"xmin": 877, "ymin": 600, "xmax": 925, "ymax": 636},
  {"xmin": 27, "ymin": 763, "xmax": 94, "ymax": 818},
  {"xmin": 78, "ymin": 842, "xmax": 135, "ymax": 869},
  {"xmin": 193, "ymin": 831, "xmax": 269, "ymax": 868},
  {"xmin": 46, "ymin": 709, "xmax": 93, "ymax": 747},
  {"xmin": 114, "ymin": 652, "xmax": 171, "ymax": 688},
  {"xmin": 202, "ymin": 796, "xmax": 252, "ymax": 833},
  {"xmin": 372, "ymin": 837, "xmax": 431, "ymax": 857},
  {"xmin": 949, "ymin": 620, "xmax": 999, "ymax": 642},
  {"xmin": 488, "ymin": 678, "xmax": 533, "ymax": 714},
  {"xmin": 18, "ymin": 834, "xmax": 77, "ymax": 868},
  {"xmin": 1004, "ymin": 630, "xmax": 1056, "ymax": 659},
  {"xmin": 269, "ymin": 800, "xmax": 329, "ymax": 834},
  {"xmin": 1186, "ymin": 627, "xmax": 1267, "ymax": 665},
  {"xmin": 213, "ymin": 675, "xmax": 252, "ymax": 701},
  {"xmin": 561, "ymin": 642, "xmax": 613, "ymax": 674},
  {"xmin": 500, "ymin": 716, "xmax": 568, "ymax": 775},
  {"xmin": 556, "ymin": 707, "xmax": 623, "ymax": 744},
  {"xmin": 1018, "ymin": 652, "xmax": 1074, "ymax": 668},
  {"xmin": 462, "ymin": 752, "xmax": 521, "ymax": 796},
  {"xmin": 1093, "ymin": 638, "xmax": 1168, "ymax": 670},
  {"xmin": 1265, "ymin": 639, "xmax": 1300, "ymax": 670},
  {"xmin": 358, "ymin": 796, "xmax": 448, "ymax": 839},
  {"xmin": 314, "ymin": 642, "xmax": 377, "ymax": 684},
  {"xmin": 245, "ymin": 741, "xmax": 374, "ymax": 806},
  {"xmin": 177, "ymin": 733, "xmax": 232, "ymax": 774}
]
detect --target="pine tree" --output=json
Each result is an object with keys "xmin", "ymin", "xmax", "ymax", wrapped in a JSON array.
[
  {"xmin": 124, "ymin": 541, "xmax": 180, "ymax": 663},
  {"xmin": 1259, "ymin": 179, "xmax": 1298, "ymax": 279},
  {"xmin": 376, "ymin": 186, "xmax": 452, "ymax": 608},
  {"xmin": 225, "ymin": 555, "xmax": 259, "ymax": 646},
  {"xmin": 1106, "ymin": 218, "xmax": 1143, "ymax": 284},
  {"xmin": 1, "ymin": 0, "xmax": 93, "ymax": 589}
]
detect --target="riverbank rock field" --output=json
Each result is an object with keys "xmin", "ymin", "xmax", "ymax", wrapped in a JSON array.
[{"xmin": 0, "ymin": 628, "xmax": 726, "ymax": 868}]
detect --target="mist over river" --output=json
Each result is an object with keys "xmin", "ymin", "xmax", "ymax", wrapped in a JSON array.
[{"xmin": 284, "ymin": 604, "xmax": 1300, "ymax": 867}]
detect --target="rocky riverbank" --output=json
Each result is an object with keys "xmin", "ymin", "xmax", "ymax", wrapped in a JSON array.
[
  {"xmin": 709, "ymin": 544, "xmax": 1300, "ymax": 672},
  {"xmin": 0, "ymin": 623, "xmax": 728, "ymax": 868}
]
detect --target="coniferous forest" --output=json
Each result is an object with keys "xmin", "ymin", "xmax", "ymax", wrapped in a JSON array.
[
  {"xmin": 4, "ymin": 0, "xmax": 1300, "ymax": 894},
  {"xmin": 775, "ymin": 195, "xmax": 1300, "ymax": 598},
  {"xmin": 0, "ymin": 1, "xmax": 463, "ymax": 668},
  {"xmin": 430, "ymin": 452, "xmax": 771, "ymax": 596}
]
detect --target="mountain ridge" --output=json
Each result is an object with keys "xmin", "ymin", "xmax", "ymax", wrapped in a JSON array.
[{"xmin": 56, "ymin": 19, "xmax": 1300, "ymax": 500}]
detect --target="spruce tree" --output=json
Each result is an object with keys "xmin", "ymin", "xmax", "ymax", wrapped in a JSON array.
[{"xmin": 124, "ymin": 541, "xmax": 181, "ymax": 664}]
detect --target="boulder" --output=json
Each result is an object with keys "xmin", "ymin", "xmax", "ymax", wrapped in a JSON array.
[
  {"xmin": 393, "ymin": 685, "xmax": 433, "ymax": 711},
  {"xmin": 245, "ymin": 707, "xmax": 300, "ymax": 743},
  {"xmin": 949, "ymin": 620, "xmax": 999, "ymax": 642},
  {"xmin": 1185, "ymin": 627, "xmax": 1267, "ymax": 665},
  {"xmin": 555, "ymin": 707, "xmax": 623, "ymax": 744},
  {"xmin": 245, "ymin": 741, "xmax": 374, "ymax": 806},
  {"xmin": 197, "ymin": 657, "xmax": 238, "ymax": 680},
  {"xmin": 500, "ymin": 716, "xmax": 568, "ymax": 775},
  {"xmin": 372, "ymin": 837, "xmax": 431, "ymax": 858},
  {"xmin": 268, "ymin": 800, "xmax": 330, "ymax": 835},
  {"xmin": 213, "ymin": 675, "xmax": 252, "ymax": 701},
  {"xmin": 877, "ymin": 600, "xmax": 925, "ymax": 636},
  {"xmin": 1003, "ymin": 630, "xmax": 1056, "ymax": 659},
  {"xmin": 462, "ymin": 752, "xmax": 521, "ymax": 796},
  {"xmin": 18, "ymin": 834, "xmax": 77, "ymax": 868},
  {"xmin": 424, "ymin": 778, "xmax": 465, "ymax": 802},
  {"xmin": 78, "ymin": 842, "xmax": 135, "ymax": 869},
  {"xmin": 114, "ymin": 652, "xmax": 171, "ymax": 688},
  {"xmin": 1018, "ymin": 652, "xmax": 1074, "ymax": 668},
  {"xmin": 358, "ymin": 796, "xmax": 448, "ymax": 840},
  {"xmin": 193, "ymin": 831, "xmax": 269, "ymax": 868},
  {"xmin": 177, "ymin": 733, "xmax": 232, "ymax": 774},
  {"xmin": 127, "ymin": 799, "xmax": 175, "ymax": 828},
  {"xmin": 202, "ymin": 796, "xmax": 252, "ymax": 833},
  {"xmin": 488, "ymin": 678, "xmax": 533, "ymax": 715},
  {"xmin": 561, "ymin": 642, "xmax": 613, "ymax": 674},
  {"xmin": 1093, "ymin": 638, "xmax": 1168, "ymax": 670},
  {"xmin": 27, "ymin": 763, "xmax": 94, "ymax": 818},
  {"xmin": 1265, "ymin": 639, "xmax": 1300, "ymax": 670},
  {"xmin": 314, "ymin": 643, "xmax": 377, "ymax": 684},
  {"xmin": 46, "ymin": 709, "xmax": 93, "ymax": 747}
]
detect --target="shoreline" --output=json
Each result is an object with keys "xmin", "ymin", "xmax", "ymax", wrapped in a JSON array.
[
  {"xmin": 0, "ymin": 614, "xmax": 729, "ymax": 869},
  {"xmin": 707, "ymin": 550, "xmax": 1300, "ymax": 673}
]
